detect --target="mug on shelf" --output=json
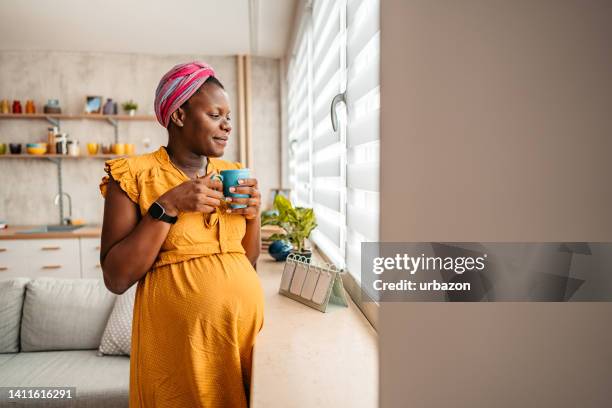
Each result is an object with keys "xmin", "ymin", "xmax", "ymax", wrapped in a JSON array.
[
  {"xmin": 112, "ymin": 143, "xmax": 125, "ymax": 155},
  {"xmin": 0, "ymin": 143, "xmax": 7, "ymax": 155},
  {"xmin": 9, "ymin": 143, "xmax": 22, "ymax": 154},
  {"xmin": 101, "ymin": 144, "xmax": 112, "ymax": 154},
  {"xmin": 87, "ymin": 142, "xmax": 99, "ymax": 155},
  {"xmin": 125, "ymin": 143, "xmax": 135, "ymax": 155}
]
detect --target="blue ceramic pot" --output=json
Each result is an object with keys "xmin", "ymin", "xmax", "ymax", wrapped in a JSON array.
[{"xmin": 268, "ymin": 240, "xmax": 293, "ymax": 262}]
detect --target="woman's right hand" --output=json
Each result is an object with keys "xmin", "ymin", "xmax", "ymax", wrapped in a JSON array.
[{"xmin": 156, "ymin": 172, "xmax": 224, "ymax": 216}]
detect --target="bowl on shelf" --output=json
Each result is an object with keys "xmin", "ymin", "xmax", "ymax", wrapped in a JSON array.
[{"xmin": 26, "ymin": 143, "xmax": 47, "ymax": 155}]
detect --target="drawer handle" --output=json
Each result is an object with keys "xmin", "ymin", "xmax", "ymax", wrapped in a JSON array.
[
  {"xmin": 42, "ymin": 265, "xmax": 62, "ymax": 269},
  {"xmin": 0, "ymin": 266, "xmax": 8, "ymax": 271},
  {"xmin": 42, "ymin": 246, "xmax": 61, "ymax": 251},
  {"xmin": 95, "ymin": 264, "xmax": 101, "ymax": 268},
  {"xmin": 95, "ymin": 246, "xmax": 101, "ymax": 250},
  {"xmin": 0, "ymin": 248, "xmax": 7, "ymax": 252}
]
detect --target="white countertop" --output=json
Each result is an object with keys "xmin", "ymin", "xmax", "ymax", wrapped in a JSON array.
[{"xmin": 251, "ymin": 255, "xmax": 378, "ymax": 408}]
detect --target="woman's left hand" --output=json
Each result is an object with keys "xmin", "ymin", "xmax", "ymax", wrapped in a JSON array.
[{"xmin": 226, "ymin": 178, "xmax": 260, "ymax": 220}]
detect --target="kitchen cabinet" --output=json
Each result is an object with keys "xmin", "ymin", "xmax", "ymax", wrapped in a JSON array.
[
  {"xmin": 0, "ymin": 237, "xmax": 102, "ymax": 280},
  {"xmin": 0, "ymin": 240, "xmax": 27, "ymax": 277},
  {"xmin": 28, "ymin": 238, "xmax": 81, "ymax": 278},
  {"xmin": 80, "ymin": 237, "xmax": 103, "ymax": 279}
]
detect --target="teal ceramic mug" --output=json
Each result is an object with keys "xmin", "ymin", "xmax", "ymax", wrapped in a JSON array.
[{"xmin": 219, "ymin": 168, "xmax": 251, "ymax": 209}]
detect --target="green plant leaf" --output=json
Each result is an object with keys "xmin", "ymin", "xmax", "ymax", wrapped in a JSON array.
[
  {"xmin": 268, "ymin": 233, "xmax": 288, "ymax": 242},
  {"xmin": 264, "ymin": 194, "xmax": 318, "ymax": 252}
]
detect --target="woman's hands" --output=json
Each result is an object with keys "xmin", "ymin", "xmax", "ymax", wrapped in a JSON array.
[
  {"xmin": 226, "ymin": 178, "xmax": 261, "ymax": 220},
  {"xmin": 155, "ymin": 173, "xmax": 261, "ymax": 220},
  {"xmin": 156, "ymin": 172, "xmax": 224, "ymax": 216}
]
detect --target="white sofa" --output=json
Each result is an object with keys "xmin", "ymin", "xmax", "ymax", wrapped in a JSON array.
[{"xmin": 0, "ymin": 278, "xmax": 129, "ymax": 407}]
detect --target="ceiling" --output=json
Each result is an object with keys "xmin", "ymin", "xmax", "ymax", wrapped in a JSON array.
[{"xmin": 0, "ymin": 0, "xmax": 297, "ymax": 57}]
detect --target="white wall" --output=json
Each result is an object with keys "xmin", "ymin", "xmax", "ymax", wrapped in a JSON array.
[{"xmin": 0, "ymin": 51, "xmax": 280, "ymax": 225}]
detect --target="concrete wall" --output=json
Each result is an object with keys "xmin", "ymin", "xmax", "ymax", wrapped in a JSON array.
[
  {"xmin": 251, "ymin": 56, "xmax": 281, "ymax": 209},
  {"xmin": 0, "ymin": 51, "xmax": 280, "ymax": 225},
  {"xmin": 379, "ymin": 0, "xmax": 612, "ymax": 407}
]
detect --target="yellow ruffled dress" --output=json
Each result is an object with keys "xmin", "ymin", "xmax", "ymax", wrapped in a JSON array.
[{"xmin": 100, "ymin": 146, "xmax": 264, "ymax": 407}]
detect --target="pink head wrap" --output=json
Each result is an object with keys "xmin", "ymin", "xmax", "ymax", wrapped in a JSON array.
[{"xmin": 154, "ymin": 61, "xmax": 216, "ymax": 128}]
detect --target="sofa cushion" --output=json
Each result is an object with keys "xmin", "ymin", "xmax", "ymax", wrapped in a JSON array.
[
  {"xmin": 0, "ymin": 278, "xmax": 30, "ymax": 353},
  {"xmin": 98, "ymin": 284, "xmax": 136, "ymax": 356},
  {"xmin": 0, "ymin": 353, "xmax": 16, "ymax": 368},
  {"xmin": 0, "ymin": 350, "xmax": 129, "ymax": 407},
  {"xmin": 21, "ymin": 278, "xmax": 116, "ymax": 352}
]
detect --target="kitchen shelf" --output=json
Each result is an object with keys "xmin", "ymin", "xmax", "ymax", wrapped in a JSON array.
[
  {"xmin": 0, "ymin": 114, "xmax": 150, "ymax": 225},
  {"xmin": 0, "ymin": 113, "xmax": 155, "ymax": 121},
  {"xmin": 0, "ymin": 154, "xmax": 128, "ymax": 159},
  {"xmin": 0, "ymin": 112, "xmax": 156, "ymax": 147}
]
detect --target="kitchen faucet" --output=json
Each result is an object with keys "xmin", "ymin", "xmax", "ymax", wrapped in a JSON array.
[{"xmin": 54, "ymin": 192, "xmax": 72, "ymax": 225}]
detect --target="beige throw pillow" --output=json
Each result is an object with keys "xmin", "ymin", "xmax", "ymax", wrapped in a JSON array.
[{"xmin": 97, "ymin": 284, "xmax": 136, "ymax": 356}]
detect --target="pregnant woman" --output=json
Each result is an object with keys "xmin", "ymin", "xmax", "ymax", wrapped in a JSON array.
[{"xmin": 99, "ymin": 61, "xmax": 264, "ymax": 407}]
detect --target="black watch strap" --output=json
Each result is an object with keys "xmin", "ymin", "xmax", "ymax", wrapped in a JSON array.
[{"xmin": 148, "ymin": 201, "xmax": 178, "ymax": 224}]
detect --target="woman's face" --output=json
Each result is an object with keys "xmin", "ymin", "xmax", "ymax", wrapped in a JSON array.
[{"xmin": 181, "ymin": 82, "xmax": 232, "ymax": 157}]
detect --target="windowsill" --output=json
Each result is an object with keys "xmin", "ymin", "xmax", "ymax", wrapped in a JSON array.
[{"xmin": 250, "ymin": 255, "xmax": 378, "ymax": 408}]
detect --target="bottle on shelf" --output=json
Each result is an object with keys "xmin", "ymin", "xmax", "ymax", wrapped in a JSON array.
[
  {"xmin": 47, "ymin": 127, "xmax": 57, "ymax": 154},
  {"xmin": 103, "ymin": 98, "xmax": 114, "ymax": 115}
]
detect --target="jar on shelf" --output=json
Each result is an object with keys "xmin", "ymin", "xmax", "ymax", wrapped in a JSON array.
[
  {"xmin": 55, "ymin": 133, "xmax": 68, "ymax": 155},
  {"xmin": 0, "ymin": 100, "xmax": 10, "ymax": 114},
  {"xmin": 25, "ymin": 100, "xmax": 36, "ymax": 114},
  {"xmin": 12, "ymin": 100, "xmax": 22, "ymax": 114},
  {"xmin": 67, "ymin": 140, "xmax": 80, "ymax": 156}
]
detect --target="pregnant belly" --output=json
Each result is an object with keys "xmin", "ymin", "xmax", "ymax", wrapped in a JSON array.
[{"xmin": 141, "ymin": 252, "xmax": 265, "ymax": 329}]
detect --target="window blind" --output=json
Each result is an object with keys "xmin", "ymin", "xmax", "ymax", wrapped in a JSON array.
[
  {"xmin": 309, "ymin": 0, "xmax": 347, "ymax": 268},
  {"xmin": 286, "ymin": 0, "xmax": 380, "ymax": 279},
  {"xmin": 287, "ymin": 20, "xmax": 312, "ymax": 208},
  {"xmin": 345, "ymin": 0, "xmax": 380, "ymax": 281}
]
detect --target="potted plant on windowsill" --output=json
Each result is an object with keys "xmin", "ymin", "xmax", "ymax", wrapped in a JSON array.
[
  {"xmin": 262, "ymin": 194, "xmax": 317, "ymax": 261},
  {"xmin": 121, "ymin": 100, "xmax": 138, "ymax": 116}
]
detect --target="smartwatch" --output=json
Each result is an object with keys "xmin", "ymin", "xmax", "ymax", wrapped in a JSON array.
[{"xmin": 148, "ymin": 201, "xmax": 178, "ymax": 224}]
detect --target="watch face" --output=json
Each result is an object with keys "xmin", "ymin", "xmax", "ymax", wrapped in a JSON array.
[{"xmin": 149, "ymin": 202, "xmax": 164, "ymax": 219}]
